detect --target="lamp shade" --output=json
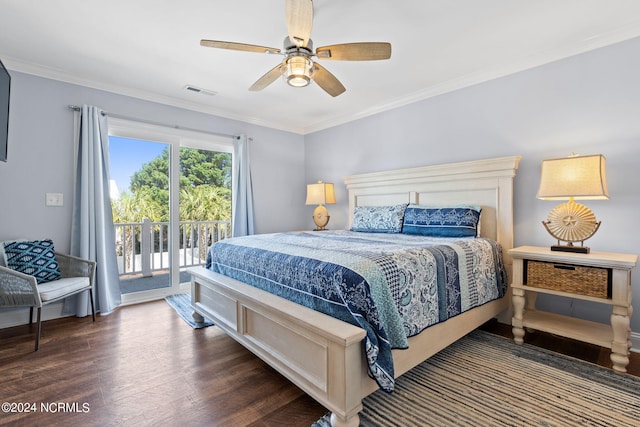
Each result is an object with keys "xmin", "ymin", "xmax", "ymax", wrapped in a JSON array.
[
  {"xmin": 537, "ymin": 154, "xmax": 609, "ymax": 201},
  {"xmin": 305, "ymin": 181, "xmax": 336, "ymax": 205}
]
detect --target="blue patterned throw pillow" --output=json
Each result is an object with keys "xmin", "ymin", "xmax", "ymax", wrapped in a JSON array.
[
  {"xmin": 402, "ymin": 205, "xmax": 481, "ymax": 237},
  {"xmin": 3, "ymin": 239, "xmax": 62, "ymax": 284},
  {"xmin": 351, "ymin": 204, "xmax": 408, "ymax": 233}
]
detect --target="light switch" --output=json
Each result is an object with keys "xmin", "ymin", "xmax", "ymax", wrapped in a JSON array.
[{"xmin": 46, "ymin": 193, "xmax": 64, "ymax": 207}]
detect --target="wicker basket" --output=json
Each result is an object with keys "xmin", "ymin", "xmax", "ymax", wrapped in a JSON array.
[{"xmin": 525, "ymin": 260, "xmax": 611, "ymax": 298}]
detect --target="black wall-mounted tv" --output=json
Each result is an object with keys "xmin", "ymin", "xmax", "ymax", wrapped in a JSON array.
[{"xmin": 0, "ymin": 58, "xmax": 11, "ymax": 162}]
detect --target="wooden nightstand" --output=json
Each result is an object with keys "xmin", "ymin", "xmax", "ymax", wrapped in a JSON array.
[{"xmin": 509, "ymin": 246, "xmax": 638, "ymax": 373}]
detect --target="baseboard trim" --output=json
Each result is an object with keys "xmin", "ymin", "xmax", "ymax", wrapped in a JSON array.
[
  {"xmin": 1, "ymin": 282, "xmax": 192, "ymax": 330},
  {"xmin": 120, "ymin": 282, "xmax": 191, "ymax": 306},
  {"xmin": 0, "ymin": 302, "xmax": 67, "ymax": 329}
]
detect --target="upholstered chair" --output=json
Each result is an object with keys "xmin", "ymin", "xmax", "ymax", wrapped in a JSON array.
[{"xmin": 0, "ymin": 239, "xmax": 95, "ymax": 350}]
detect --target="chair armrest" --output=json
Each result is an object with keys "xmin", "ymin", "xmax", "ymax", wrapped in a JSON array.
[
  {"xmin": 55, "ymin": 253, "xmax": 96, "ymax": 284},
  {"xmin": 0, "ymin": 264, "xmax": 41, "ymax": 308}
]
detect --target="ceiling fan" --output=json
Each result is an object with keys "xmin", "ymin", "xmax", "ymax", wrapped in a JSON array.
[{"xmin": 200, "ymin": 0, "xmax": 391, "ymax": 97}]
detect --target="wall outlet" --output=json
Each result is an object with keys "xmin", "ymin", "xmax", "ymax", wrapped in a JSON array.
[{"xmin": 46, "ymin": 193, "xmax": 64, "ymax": 207}]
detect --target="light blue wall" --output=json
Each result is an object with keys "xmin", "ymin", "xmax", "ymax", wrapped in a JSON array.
[
  {"xmin": 2, "ymin": 36, "xmax": 639, "ymax": 336},
  {"xmin": 305, "ymin": 37, "xmax": 640, "ymax": 334},
  {"xmin": 0, "ymin": 72, "xmax": 308, "ymax": 252}
]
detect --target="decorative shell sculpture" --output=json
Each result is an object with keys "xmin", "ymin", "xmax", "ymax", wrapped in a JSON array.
[{"xmin": 542, "ymin": 200, "xmax": 601, "ymax": 244}]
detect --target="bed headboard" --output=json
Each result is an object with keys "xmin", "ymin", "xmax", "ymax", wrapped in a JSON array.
[{"xmin": 343, "ymin": 156, "xmax": 521, "ymax": 257}]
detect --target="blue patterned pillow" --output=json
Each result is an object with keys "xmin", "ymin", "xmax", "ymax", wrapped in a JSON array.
[
  {"xmin": 351, "ymin": 204, "xmax": 408, "ymax": 233},
  {"xmin": 2, "ymin": 239, "xmax": 62, "ymax": 284},
  {"xmin": 402, "ymin": 205, "xmax": 481, "ymax": 237}
]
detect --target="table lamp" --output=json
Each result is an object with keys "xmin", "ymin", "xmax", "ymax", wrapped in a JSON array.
[
  {"xmin": 536, "ymin": 154, "xmax": 608, "ymax": 254},
  {"xmin": 305, "ymin": 180, "xmax": 336, "ymax": 230}
]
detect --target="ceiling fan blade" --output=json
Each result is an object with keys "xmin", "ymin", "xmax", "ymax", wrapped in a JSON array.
[
  {"xmin": 316, "ymin": 42, "xmax": 391, "ymax": 61},
  {"xmin": 200, "ymin": 39, "xmax": 281, "ymax": 54},
  {"xmin": 249, "ymin": 63, "xmax": 285, "ymax": 91},
  {"xmin": 286, "ymin": 0, "xmax": 313, "ymax": 47},
  {"xmin": 311, "ymin": 62, "xmax": 346, "ymax": 97}
]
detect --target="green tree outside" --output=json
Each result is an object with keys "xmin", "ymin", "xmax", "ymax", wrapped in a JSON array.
[
  {"xmin": 112, "ymin": 146, "xmax": 232, "ymax": 266},
  {"xmin": 114, "ymin": 146, "xmax": 232, "ymax": 223}
]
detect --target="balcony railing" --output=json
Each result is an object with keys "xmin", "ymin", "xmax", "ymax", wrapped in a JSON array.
[{"xmin": 114, "ymin": 219, "xmax": 231, "ymax": 277}]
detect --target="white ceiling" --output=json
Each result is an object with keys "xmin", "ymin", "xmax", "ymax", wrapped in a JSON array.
[{"xmin": 2, "ymin": 1, "xmax": 640, "ymax": 134}]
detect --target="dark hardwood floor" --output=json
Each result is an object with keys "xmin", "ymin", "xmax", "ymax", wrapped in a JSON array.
[
  {"xmin": 0, "ymin": 300, "xmax": 326, "ymax": 426},
  {"xmin": 1, "ymin": 301, "xmax": 638, "ymax": 426}
]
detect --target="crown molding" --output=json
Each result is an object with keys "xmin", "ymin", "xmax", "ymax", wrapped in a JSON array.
[
  {"xmin": 302, "ymin": 27, "xmax": 640, "ymax": 134},
  {"xmin": 2, "ymin": 56, "xmax": 306, "ymax": 134}
]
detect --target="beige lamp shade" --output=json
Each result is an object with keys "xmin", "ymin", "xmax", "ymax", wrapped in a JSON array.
[
  {"xmin": 305, "ymin": 181, "xmax": 336, "ymax": 205},
  {"xmin": 537, "ymin": 154, "xmax": 609, "ymax": 201}
]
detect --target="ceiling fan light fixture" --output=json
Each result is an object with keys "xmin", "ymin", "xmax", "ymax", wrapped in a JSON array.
[
  {"xmin": 201, "ymin": 2, "xmax": 390, "ymax": 96},
  {"xmin": 283, "ymin": 56, "xmax": 313, "ymax": 87}
]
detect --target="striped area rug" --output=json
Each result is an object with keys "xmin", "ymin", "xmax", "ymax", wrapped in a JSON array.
[{"xmin": 314, "ymin": 330, "xmax": 639, "ymax": 426}]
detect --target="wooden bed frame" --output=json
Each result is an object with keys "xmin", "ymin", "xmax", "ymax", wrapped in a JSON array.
[{"xmin": 189, "ymin": 155, "xmax": 521, "ymax": 427}]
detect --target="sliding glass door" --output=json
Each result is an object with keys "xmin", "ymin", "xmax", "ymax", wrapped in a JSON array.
[
  {"xmin": 110, "ymin": 136, "xmax": 172, "ymax": 296},
  {"xmin": 177, "ymin": 145, "xmax": 232, "ymax": 282},
  {"xmin": 108, "ymin": 118, "xmax": 233, "ymax": 304}
]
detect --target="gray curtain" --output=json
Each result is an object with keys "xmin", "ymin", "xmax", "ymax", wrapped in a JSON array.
[
  {"xmin": 232, "ymin": 134, "xmax": 255, "ymax": 237},
  {"xmin": 67, "ymin": 105, "xmax": 121, "ymax": 315}
]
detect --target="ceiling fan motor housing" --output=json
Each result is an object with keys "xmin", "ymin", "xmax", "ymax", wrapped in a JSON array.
[{"xmin": 284, "ymin": 36, "xmax": 312, "ymax": 51}]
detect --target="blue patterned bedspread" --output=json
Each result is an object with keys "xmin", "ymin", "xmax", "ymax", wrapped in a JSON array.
[{"xmin": 206, "ymin": 230, "xmax": 507, "ymax": 392}]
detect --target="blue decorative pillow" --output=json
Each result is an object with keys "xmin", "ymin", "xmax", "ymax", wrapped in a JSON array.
[
  {"xmin": 351, "ymin": 204, "xmax": 408, "ymax": 233},
  {"xmin": 3, "ymin": 239, "xmax": 62, "ymax": 284},
  {"xmin": 402, "ymin": 205, "xmax": 481, "ymax": 237}
]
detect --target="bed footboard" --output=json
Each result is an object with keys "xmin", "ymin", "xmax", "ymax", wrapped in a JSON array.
[
  {"xmin": 188, "ymin": 266, "xmax": 367, "ymax": 427},
  {"xmin": 189, "ymin": 267, "xmax": 510, "ymax": 426}
]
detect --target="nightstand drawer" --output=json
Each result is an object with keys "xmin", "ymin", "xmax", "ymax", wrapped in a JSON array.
[{"xmin": 524, "ymin": 260, "xmax": 611, "ymax": 298}]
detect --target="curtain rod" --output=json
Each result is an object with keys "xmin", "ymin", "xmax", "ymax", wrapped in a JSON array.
[{"xmin": 67, "ymin": 105, "xmax": 237, "ymax": 139}]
